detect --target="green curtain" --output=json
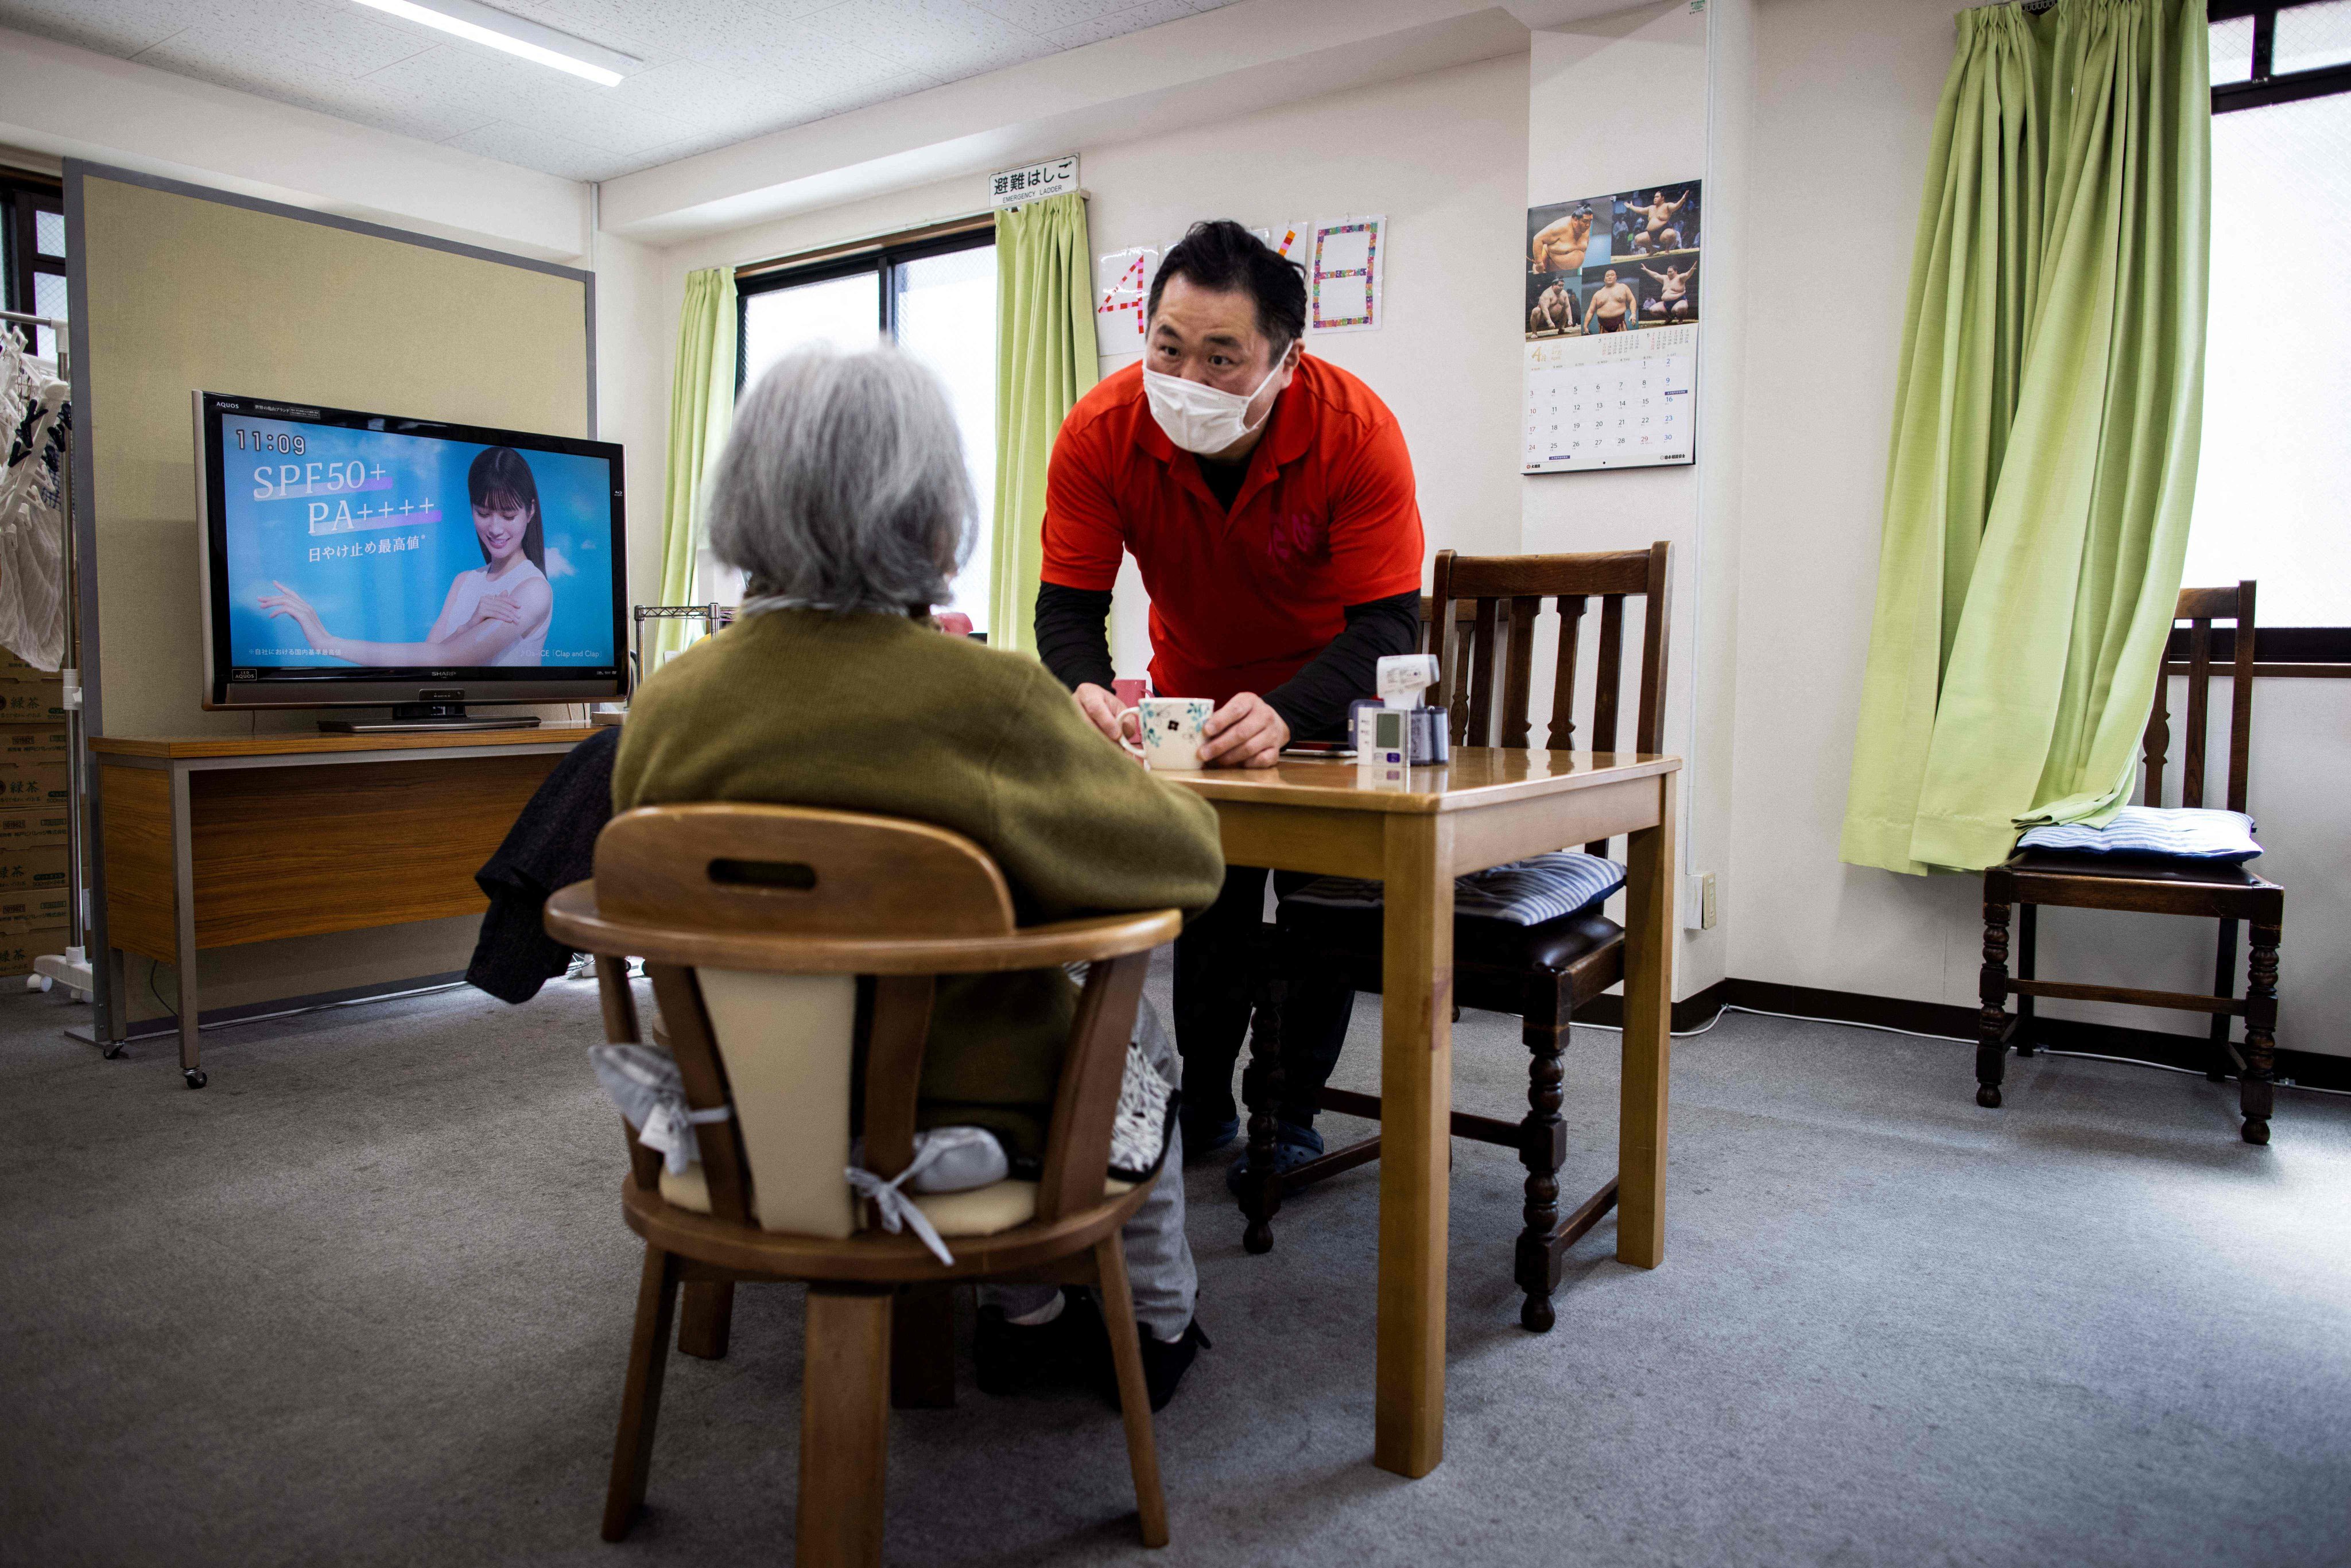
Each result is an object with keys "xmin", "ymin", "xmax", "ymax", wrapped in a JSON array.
[
  {"xmin": 652, "ymin": 266, "xmax": 738, "ymax": 665},
  {"xmin": 990, "ymin": 192, "xmax": 1100, "ymax": 654},
  {"xmin": 1841, "ymin": 0, "xmax": 2209, "ymax": 875}
]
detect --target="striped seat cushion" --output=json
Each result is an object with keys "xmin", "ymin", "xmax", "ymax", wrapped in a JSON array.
[
  {"xmin": 1283, "ymin": 851, "xmax": 1628, "ymax": 927},
  {"xmin": 2016, "ymin": 806, "xmax": 2262, "ymax": 863}
]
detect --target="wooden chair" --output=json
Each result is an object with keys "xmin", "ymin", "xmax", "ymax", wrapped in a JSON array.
[
  {"xmin": 1248, "ymin": 544, "xmax": 1671, "ymax": 1332},
  {"xmin": 1976, "ymin": 581, "xmax": 2285, "ymax": 1144},
  {"xmin": 544, "ymin": 802, "xmax": 1181, "ymax": 1563}
]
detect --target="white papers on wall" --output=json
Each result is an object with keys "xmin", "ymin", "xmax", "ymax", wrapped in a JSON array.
[
  {"xmin": 1095, "ymin": 247, "xmax": 1160, "ymax": 357},
  {"xmin": 1307, "ymin": 215, "xmax": 1386, "ymax": 334},
  {"xmin": 1094, "ymin": 220, "xmax": 1347, "ymax": 359}
]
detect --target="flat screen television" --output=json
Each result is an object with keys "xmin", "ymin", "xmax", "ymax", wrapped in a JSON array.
[{"xmin": 193, "ymin": 391, "xmax": 626, "ymax": 721}]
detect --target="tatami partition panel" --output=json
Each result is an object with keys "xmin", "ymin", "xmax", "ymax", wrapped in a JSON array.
[
  {"xmin": 69, "ymin": 166, "xmax": 591, "ymax": 736},
  {"xmin": 65, "ymin": 163, "xmax": 592, "ymax": 1026}
]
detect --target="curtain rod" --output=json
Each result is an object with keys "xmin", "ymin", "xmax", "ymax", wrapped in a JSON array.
[{"xmin": 734, "ymin": 211, "xmax": 994, "ymax": 281}]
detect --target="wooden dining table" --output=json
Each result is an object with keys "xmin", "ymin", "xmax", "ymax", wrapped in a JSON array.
[{"xmin": 1165, "ymin": 746, "xmax": 1679, "ymax": 1478}]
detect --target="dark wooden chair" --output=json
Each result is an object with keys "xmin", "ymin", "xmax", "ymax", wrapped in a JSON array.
[
  {"xmin": 545, "ymin": 802, "xmax": 1180, "ymax": 1563},
  {"xmin": 1247, "ymin": 544, "xmax": 1671, "ymax": 1332},
  {"xmin": 1976, "ymin": 581, "xmax": 2285, "ymax": 1144}
]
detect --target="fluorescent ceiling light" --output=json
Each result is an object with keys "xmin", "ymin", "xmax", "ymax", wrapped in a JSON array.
[{"xmin": 351, "ymin": 0, "xmax": 640, "ymax": 86}]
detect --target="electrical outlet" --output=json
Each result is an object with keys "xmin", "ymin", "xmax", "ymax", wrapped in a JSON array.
[{"xmin": 1684, "ymin": 871, "xmax": 1718, "ymax": 932}]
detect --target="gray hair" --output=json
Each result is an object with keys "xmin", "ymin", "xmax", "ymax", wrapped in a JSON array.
[{"xmin": 706, "ymin": 343, "xmax": 977, "ymax": 615}]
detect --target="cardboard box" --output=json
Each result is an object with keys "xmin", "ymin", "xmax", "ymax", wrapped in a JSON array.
[
  {"xmin": 0, "ymin": 919, "xmax": 67, "ymax": 978},
  {"xmin": 0, "ymin": 845, "xmax": 68, "ymax": 893},
  {"xmin": 0, "ymin": 891, "xmax": 71, "ymax": 925},
  {"xmin": 0, "ymin": 725, "xmax": 67, "ymax": 761},
  {"xmin": 0, "ymin": 689, "xmax": 67, "ymax": 721},
  {"xmin": 0, "ymin": 759, "xmax": 67, "ymax": 809},
  {"xmin": 0, "ymin": 808, "xmax": 70, "ymax": 847},
  {"xmin": 0, "ymin": 646, "xmax": 61, "ymax": 686}
]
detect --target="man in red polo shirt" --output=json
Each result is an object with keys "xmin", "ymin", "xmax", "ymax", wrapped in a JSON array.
[{"xmin": 1034, "ymin": 219, "xmax": 1425, "ymax": 1172}]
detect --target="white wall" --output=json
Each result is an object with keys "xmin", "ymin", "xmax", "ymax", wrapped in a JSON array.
[
  {"xmin": 1731, "ymin": 0, "xmax": 2351, "ymax": 1058},
  {"xmin": 658, "ymin": 52, "xmax": 1533, "ymax": 675},
  {"xmin": 1521, "ymin": 0, "xmax": 1742, "ymax": 998}
]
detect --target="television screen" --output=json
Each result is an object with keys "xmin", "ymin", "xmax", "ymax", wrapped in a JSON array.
[{"xmin": 196, "ymin": 393, "xmax": 625, "ymax": 707}]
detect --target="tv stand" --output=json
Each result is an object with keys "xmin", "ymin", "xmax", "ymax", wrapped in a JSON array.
[
  {"xmin": 90, "ymin": 728, "xmax": 598, "ymax": 1082},
  {"xmin": 319, "ymin": 702, "xmax": 542, "ymax": 735}
]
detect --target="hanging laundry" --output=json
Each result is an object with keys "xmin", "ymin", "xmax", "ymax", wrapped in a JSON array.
[{"xmin": 0, "ymin": 328, "xmax": 69, "ymax": 672}]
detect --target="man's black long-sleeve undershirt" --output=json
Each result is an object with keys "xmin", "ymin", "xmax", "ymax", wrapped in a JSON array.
[{"xmin": 1033, "ymin": 582, "xmax": 1421, "ymax": 742}]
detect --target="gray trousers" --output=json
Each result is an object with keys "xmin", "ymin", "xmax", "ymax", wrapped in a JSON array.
[{"xmin": 979, "ymin": 996, "xmax": 1195, "ymax": 1341}]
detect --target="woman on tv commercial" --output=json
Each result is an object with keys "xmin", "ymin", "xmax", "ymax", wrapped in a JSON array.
[{"xmin": 257, "ymin": 447, "xmax": 554, "ymax": 666}]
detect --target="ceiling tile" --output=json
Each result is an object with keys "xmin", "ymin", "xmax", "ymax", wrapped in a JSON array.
[
  {"xmin": 603, "ymin": 59, "xmax": 820, "ymax": 138},
  {"xmin": 0, "ymin": 0, "xmax": 1262, "ymax": 183},
  {"xmin": 447, "ymin": 0, "xmax": 833, "ymax": 71},
  {"xmin": 965, "ymin": 0, "xmax": 1173, "ymax": 33},
  {"xmin": 180, "ymin": 56, "xmax": 502, "ymax": 143},
  {"xmin": 0, "ymin": 0, "xmax": 190, "ymax": 56},
  {"xmin": 1038, "ymin": 0, "xmax": 1200, "ymax": 50},
  {"xmin": 135, "ymin": 0, "xmax": 441, "ymax": 80},
  {"xmin": 790, "ymin": 0, "xmax": 1048, "ymax": 76},
  {"xmin": 443, "ymin": 119, "xmax": 634, "ymax": 181},
  {"xmin": 359, "ymin": 43, "xmax": 695, "ymax": 154}
]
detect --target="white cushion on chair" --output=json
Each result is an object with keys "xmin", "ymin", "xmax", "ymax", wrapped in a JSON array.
[
  {"xmin": 659, "ymin": 1170, "xmax": 1137, "ymax": 1238},
  {"xmin": 660, "ymin": 968, "xmax": 1142, "ymax": 1241},
  {"xmin": 2017, "ymin": 806, "xmax": 2262, "ymax": 862},
  {"xmin": 910, "ymin": 1175, "xmax": 1135, "ymax": 1236},
  {"xmin": 694, "ymin": 969, "xmax": 860, "ymax": 1238},
  {"xmin": 1284, "ymin": 851, "xmax": 1628, "ymax": 926}
]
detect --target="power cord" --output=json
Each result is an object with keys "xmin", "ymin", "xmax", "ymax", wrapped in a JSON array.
[{"xmin": 1572, "ymin": 1002, "xmax": 2350, "ymax": 1099}]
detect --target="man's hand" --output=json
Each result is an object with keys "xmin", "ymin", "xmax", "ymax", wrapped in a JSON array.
[
  {"xmin": 1199, "ymin": 692, "xmax": 1289, "ymax": 769},
  {"xmin": 1072, "ymin": 682, "xmax": 1134, "ymax": 749}
]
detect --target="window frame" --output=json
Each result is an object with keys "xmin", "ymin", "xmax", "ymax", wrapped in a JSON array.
[
  {"xmin": 735, "ymin": 224, "xmax": 996, "ymax": 395},
  {"xmin": 2191, "ymin": 1, "xmax": 2351, "ymax": 671},
  {"xmin": 0, "ymin": 172, "xmax": 67, "ymax": 344}
]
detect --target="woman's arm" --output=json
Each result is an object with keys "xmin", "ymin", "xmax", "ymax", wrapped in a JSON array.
[
  {"xmin": 422, "ymin": 576, "xmax": 471, "ymax": 644},
  {"xmin": 259, "ymin": 576, "xmax": 551, "ymax": 666}
]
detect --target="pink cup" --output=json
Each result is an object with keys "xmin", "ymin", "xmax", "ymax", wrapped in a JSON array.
[{"xmin": 1112, "ymin": 677, "xmax": 1147, "ymax": 709}]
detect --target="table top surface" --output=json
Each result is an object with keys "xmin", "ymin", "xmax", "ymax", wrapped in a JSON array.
[
  {"xmin": 1163, "ymin": 748, "xmax": 1678, "ymax": 814},
  {"xmin": 90, "ymin": 727, "xmax": 600, "ymax": 759}
]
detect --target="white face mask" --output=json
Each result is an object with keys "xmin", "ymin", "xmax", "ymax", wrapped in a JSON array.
[{"xmin": 1143, "ymin": 356, "xmax": 1287, "ymax": 455}]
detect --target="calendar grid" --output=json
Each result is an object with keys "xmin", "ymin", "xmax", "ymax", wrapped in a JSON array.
[{"xmin": 1522, "ymin": 324, "xmax": 1697, "ymax": 472}]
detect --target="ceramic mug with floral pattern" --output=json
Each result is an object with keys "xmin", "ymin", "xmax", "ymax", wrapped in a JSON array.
[{"xmin": 1118, "ymin": 696, "xmax": 1212, "ymax": 771}]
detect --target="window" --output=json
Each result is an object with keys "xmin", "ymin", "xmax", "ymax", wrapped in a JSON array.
[
  {"xmin": 736, "ymin": 228, "xmax": 999, "ymax": 634},
  {"xmin": 2186, "ymin": 2, "xmax": 2351, "ymax": 657},
  {"xmin": 1, "ymin": 174, "xmax": 67, "ymax": 360}
]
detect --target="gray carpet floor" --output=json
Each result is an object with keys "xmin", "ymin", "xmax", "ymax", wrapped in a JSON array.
[{"xmin": 3, "ymin": 957, "xmax": 2348, "ymax": 1567}]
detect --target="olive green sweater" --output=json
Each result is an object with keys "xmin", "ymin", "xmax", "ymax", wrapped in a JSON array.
[{"xmin": 614, "ymin": 610, "xmax": 1225, "ymax": 1163}]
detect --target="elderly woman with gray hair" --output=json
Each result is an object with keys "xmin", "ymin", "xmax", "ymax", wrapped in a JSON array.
[{"xmin": 615, "ymin": 345, "xmax": 1224, "ymax": 1408}]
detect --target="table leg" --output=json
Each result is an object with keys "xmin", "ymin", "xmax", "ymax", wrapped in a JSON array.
[
  {"xmin": 168, "ymin": 764, "xmax": 203, "ymax": 1087},
  {"xmin": 1617, "ymin": 770, "xmax": 1677, "ymax": 1268},
  {"xmin": 1375, "ymin": 811, "xmax": 1453, "ymax": 1478},
  {"xmin": 102, "ymin": 946, "xmax": 128, "ymax": 1057}
]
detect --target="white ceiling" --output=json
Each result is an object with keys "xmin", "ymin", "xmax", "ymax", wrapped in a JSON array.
[{"xmin": 0, "ymin": 0, "xmax": 1244, "ymax": 182}]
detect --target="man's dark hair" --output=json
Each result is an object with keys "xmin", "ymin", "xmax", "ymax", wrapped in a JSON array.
[{"xmin": 1146, "ymin": 220, "xmax": 1308, "ymax": 355}]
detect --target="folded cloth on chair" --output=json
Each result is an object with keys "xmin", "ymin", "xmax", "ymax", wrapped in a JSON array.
[
  {"xmin": 1283, "ymin": 851, "xmax": 1628, "ymax": 927},
  {"xmin": 851, "ymin": 1125, "xmax": 1008, "ymax": 1194},
  {"xmin": 1062, "ymin": 965, "xmax": 1179, "ymax": 1184},
  {"xmin": 2016, "ymin": 806, "xmax": 2262, "ymax": 863},
  {"xmin": 588, "ymin": 1043, "xmax": 732, "ymax": 1175},
  {"xmin": 468, "ymin": 726, "xmax": 620, "ymax": 1003}
]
